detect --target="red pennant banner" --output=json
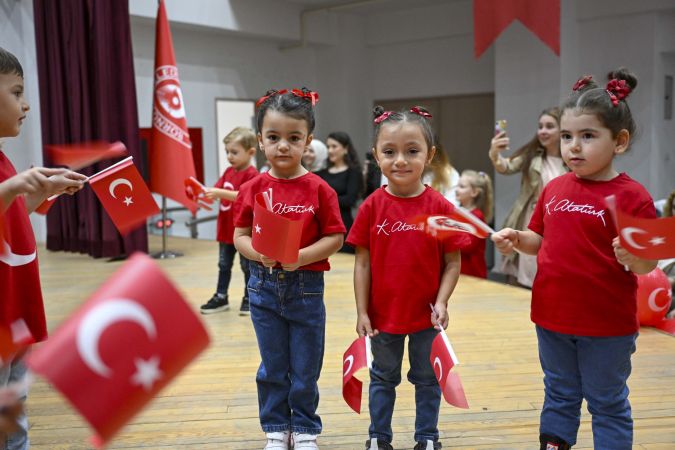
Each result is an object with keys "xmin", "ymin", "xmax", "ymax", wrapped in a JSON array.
[
  {"xmin": 412, "ymin": 205, "xmax": 494, "ymax": 240},
  {"xmin": 251, "ymin": 191, "xmax": 303, "ymax": 264},
  {"xmin": 606, "ymin": 195, "xmax": 675, "ymax": 260},
  {"xmin": 149, "ymin": 0, "xmax": 197, "ymax": 213},
  {"xmin": 46, "ymin": 141, "xmax": 128, "ymax": 170},
  {"xmin": 27, "ymin": 253, "xmax": 210, "ymax": 448},
  {"xmin": 0, "ymin": 319, "xmax": 35, "ymax": 365},
  {"xmin": 184, "ymin": 177, "xmax": 213, "ymax": 211},
  {"xmin": 430, "ymin": 329, "xmax": 469, "ymax": 409},
  {"xmin": 89, "ymin": 157, "xmax": 160, "ymax": 235},
  {"xmin": 473, "ymin": 0, "xmax": 560, "ymax": 58},
  {"xmin": 342, "ymin": 336, "xmax": 372, "ymax": 414}
]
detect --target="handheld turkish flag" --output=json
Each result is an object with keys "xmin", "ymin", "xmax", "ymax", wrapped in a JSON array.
[
  {"xmin": 0, "ymin": 319, "xmax": 35, "ymax": 365},
  {"xmin": 251, "ymin": 190, "xmax": 303, "ymax": 264},
  {"xmin": 34, "ymin": 197, "xmax": 56, "ymax": 216},
  {"xmin": 606, "ymin": 195, "xmax": 675, "ymax": 260},
  {"xmin": 0, "ymin": 202, "xmax": 4, "ymax": 254},
  {"xmin": 89, "ymin": 157, "xmax": 160, "ymax": 235},
  {"xmin": 412, "ymin": 205, "xmax": 494, "ymax": 240},
  {"xmin": 46, "ymin": 141, "xmax": 128, "ymax": 170},
  {"xmin": 184, "ymin": 177, "xmax": 213, "ymax": 211},
  {"xmin": 149, "ymin": 0, "xmax": 197, "ymax": 213},
  {"xmin": 26, "ymin": 253, "xmax": 210, "ymax": 448},
  {"xmin": 430, "ymin": 328, "xmax": 469, "ymax": 409},
  {"xmin": 342, "ymin": 336, "xmax": 372, "ymax": 413}
]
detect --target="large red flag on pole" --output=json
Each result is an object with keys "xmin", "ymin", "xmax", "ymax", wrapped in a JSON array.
[{"xmin": 150, "ymin": 0, "xmax": 197, "ymax": 213}]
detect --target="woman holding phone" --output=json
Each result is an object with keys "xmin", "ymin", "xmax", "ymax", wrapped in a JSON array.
[{"xmin": 488, "ymin": 107, "xmax": 565, "ymax": 287}]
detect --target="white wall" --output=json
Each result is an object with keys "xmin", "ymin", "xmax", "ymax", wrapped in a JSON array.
[{"xmin": 0, "ymin": 0, "xmax": 45, "ymax": 239}]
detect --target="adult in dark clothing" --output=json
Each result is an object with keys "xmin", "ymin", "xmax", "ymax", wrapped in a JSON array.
[{"xmin": 317, "ymin": 131, "xmax": 363, "ymax": 253}]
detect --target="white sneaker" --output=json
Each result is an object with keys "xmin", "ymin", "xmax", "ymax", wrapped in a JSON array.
[
  {"xmin": 292, "ymin": 432, "xmax": 319, "ymax": 449},
  {"xmin": 264, "ymin": 431, "xmax": 290, "ymax": 450}
]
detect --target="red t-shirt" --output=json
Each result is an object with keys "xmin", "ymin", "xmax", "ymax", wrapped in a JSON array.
[
  {"xmin": 0, "ymin": 152, "xmax": 48, "ymax": 342},
  {"xmin": 460, "ymin": 208, "xmax": 487, "ymax": 278},
  {"xmin": 215, "ymin": 165, "xmax": 258, "ymax": 244},
  {"xmin": 233, "ymin": 171, "xmax": 346, "ymax": 271},
  {"xmin": 528, "ymin": 172, "xmax": 655, "ymax": 336},
  {"xmin": 347, "ymin": 186, "xmax": 469, "ymax": 334}
]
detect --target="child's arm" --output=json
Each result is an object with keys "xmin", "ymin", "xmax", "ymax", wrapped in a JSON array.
[
  {"xmin": 354, "ymin": 246, "xmax": 378, "ymax": 337},
  {"xmin": 233, "ymin": 226, "xmax": 277, "ymax": 268},
  {"xmin": 612, "ymin": 237, "xmax": 658, "ymax": 274},
  {"xmin": 280, "ymin": 233, "xmax": 343, "ymax": 271},
  {"xmin": 491, "ymin": 228, "xmax": 542, "ymax": 255},
  {"xmin": 205, "ymin": 187, "xmax": 237, "ymax": 202},
  {"xmin": 0, "ymin": 167, "xmax": 86, "ymax": 213},
  {"xmin": 431, "ymin": 250, "xmax": 461, "ymax": 330}
]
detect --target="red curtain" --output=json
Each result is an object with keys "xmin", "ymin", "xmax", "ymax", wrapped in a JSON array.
[{"xmin": 33, "ymin": 0, "xmax": 148, "ymax": 258}]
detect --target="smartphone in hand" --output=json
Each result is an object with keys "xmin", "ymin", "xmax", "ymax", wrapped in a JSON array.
[{"xmin": 494, "ymin": 119, "xmax": 507, "ymax": 135}]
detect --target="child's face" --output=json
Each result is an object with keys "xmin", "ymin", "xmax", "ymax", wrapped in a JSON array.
[
  {"xmin": 258, "ymin": 110, "xmax": 312, "ymax": 178},
  {"xmin": 225, "ymin": 140, "xmax": 254, "ymax": 170},
  {"xmin": 560, "ymin": 109, "xmax": 628, "ymax": 181},
  {"xmin": 0, "ymin": 73, "xmax": 29, "ymax": 138},
  {"xmin": 373, "ymin": 122, "xmax": 434, "ymax": 194},
  {"xmin": 455, "ymin": 175, "xmax": 478, "ymax": 207}
]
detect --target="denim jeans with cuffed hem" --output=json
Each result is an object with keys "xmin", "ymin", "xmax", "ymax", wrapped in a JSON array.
[
  {"xmin": 216, "ymin": 242, "xmax": 250, "ymax": 299},
  {"xmin": 368, "ymin": 327, "xmax": 441, "ymax": 443},
  {"xmin": 0, "ymin": 357, "xmax": 29, "ymax": 450},
  {"xmin": 248, "ymin": 264, "xmax": 325, "ymax": 435},
  {"xmin": 536, "ymin": 325, "xmax": 637, "ymax": 450}
]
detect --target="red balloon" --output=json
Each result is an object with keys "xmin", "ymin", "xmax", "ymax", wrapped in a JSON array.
[{"xmin": 636, "ymin": 268, "xmax": 672, "ymax": 326}]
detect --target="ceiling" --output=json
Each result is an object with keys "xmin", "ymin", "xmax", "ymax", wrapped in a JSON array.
[{"xmin": 284, "ymin": 0, "xmax": 456, "ymax": 14}]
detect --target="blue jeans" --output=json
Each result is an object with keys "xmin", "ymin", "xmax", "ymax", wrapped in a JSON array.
[
  {"xmin": 248, "ymin": 264, "xmax": 325, "ymax": 434},
  {"xmin": 369, "ymin": 327, "xmax": 441, "ymax": 443},
  {"xmin": 216, "ymin": 242, "xmax": 250, "ymax": 299},
  {"xmin": 536, "ymin": 326, "xmax": 637, "ymax": 449},
  {"xmin": 0, "ymin": 357, "xmax": 29, "ymax": 450}
]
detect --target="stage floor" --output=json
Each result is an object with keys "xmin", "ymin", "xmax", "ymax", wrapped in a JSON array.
[{"xmin": 26, "ymin": 236, "xmax": 675, "ymax": 449}]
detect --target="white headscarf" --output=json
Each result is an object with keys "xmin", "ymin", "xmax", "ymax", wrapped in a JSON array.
[{"xmin": 309, "ymin": 139, "xmax": 328, "ymax": 172}]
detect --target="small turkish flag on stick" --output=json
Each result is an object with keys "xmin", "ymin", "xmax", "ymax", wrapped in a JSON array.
[
  {"xmin": 342, "ymin": 335, "xmax": 372, "ymax": 413},
  {"xmin": 184, "ymin": 177, "xmax": 213, "ymax": 211},
  {"xmin": 0, "ymin": 319, "xmax": 35, "ymax": 365},
  {"xmin": 606, "ymin": 195, "xmax": 675, "ymax": 260},
  {"xmin": 429, "ymin": 305, "xmax": 468, "ymax": 409},
  {"xmin": 46, "ymin": 141, "xmax": 128, "ymax": 171},
  {"xmin": 26, "ymin": 253, "xmax": 210, "ymax": 448},
  {"xmin": 251, "ymin": 190, "xmax": 303, "ymax": 264},
  {"xmin": 412, "ymin": 205, "xmax": 494, "ymax": 240},
  {"xmin": 89, "ymin": 157, "xmax": 160, "ymax": 234}
]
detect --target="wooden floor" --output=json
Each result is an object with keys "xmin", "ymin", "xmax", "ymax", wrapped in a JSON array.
[{"xmin": 27, "ymin": 236, "xmax": 675, "ymax": 449}]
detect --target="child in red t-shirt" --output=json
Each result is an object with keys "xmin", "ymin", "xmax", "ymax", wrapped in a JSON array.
[
  {"xmin": 455, "ymin": 169, "xmax": 493, "ymax": 278},
  {"xmin": 200, "ymin": 127, "xmax": 258, "ymax": 315},
  {"xmin": 492, "ymin": 68, "xmax": 657, "ymax": 450},
  {"xmin": 347, "ymin": 106, "xmax": 468, "ymax": 450},
  {"xmin": 232, "ymin": 89, "xmax": 345, "ymax": 450},
  {"xmin": 0, "ymin": 47, "xmax": 85, "ymax": 446}
]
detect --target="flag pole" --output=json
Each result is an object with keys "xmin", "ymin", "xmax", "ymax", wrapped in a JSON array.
[{"xmin": 151, "ymin": 196, "xmax": 183, "ymax": 259}]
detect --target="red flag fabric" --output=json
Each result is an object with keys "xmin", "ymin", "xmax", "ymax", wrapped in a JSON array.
[
  {"xmin": 0, "ymin": 319, "xmax": 35, "ymax": 365},
  {"xmin": 654, "ymin": 318, "xmax": 675, "ymax": 336},
  {"xmin": 0, "ymin": 202, "xmax": 4, "ymax": 254},
  {"xmin": 149, "ymin": 0, "xmax": 197, "ymax": 213},
  {"xmin": 251, "ymin": 192, "xmax": 303, "ymax": 264},
  {"xmin": 26, "ymin": 253, "xmax": 210, "ymax": 448},
  {"xmin": 46, "ymin": 141, "xmax": 128, "ymax": 170},
  {"xmin": 430, "ymin": 329, "xmax": 469, "ymax": 409},
  {"xmin": 342, "ymin": 336, "xmax": 372, "ymax": 414},
  {"xmin": 89, "ymin": 157, "xmax": 160, "ymax": 235},
  {"xmin": 184, "ymin": 177, "xmax": 213, "ymax": 211},
  {"xmin": 34, "ymin": 197, "xmax": 56, "ymax": 216},
  {"xmin": 606, "ymin": 195, "xmax": 675, "ymax": 260},
  {"xmin": 473, "ymin": 0, "xmax": 560, "ymax": 58},
  {"xmin": 412, "ymin": 205, "xmax": 494, "ymax": 240}
]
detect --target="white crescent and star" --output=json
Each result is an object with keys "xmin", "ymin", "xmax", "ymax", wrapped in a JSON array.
[
  {"xmin": 343, "ymin": 355, "xmax": 354, "ymax": 377},
  {"xmin": 621, "ymin": 227, "xmax": 647, "ymax": 249},
  {"xmin": 109, "ymin": 178, "xmax": 134, "ymax": 207},
  {"xmin": 428, "ymin": 216, "xmax": 477, "ymax": 236},
  {"xmin": 647, "ymin": 288, "xmax": 670, "ymax": 312},
  {"xmin": 433, "ymin": 356, "xmax": 443, "ymax": 380},
  {"xmin": 76, "ymin": 298, "xmax": 162, "ymax": 389},
  {"xmin": 0, "ymin": 240, "xmax": 37, "ymax": 267},
  {"xmin": 255, "ymin": 224, "xmax": 262, "ymax": 234}
]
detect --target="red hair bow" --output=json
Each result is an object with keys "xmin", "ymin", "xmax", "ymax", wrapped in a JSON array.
[
  {"xmin": 410, "ymin": 107, "xmax": 432, "ymax": 119},
  {"xmin": 291, "ymin": 89, "xmax": 320, "ymax": 106},
  {"xmin": 374, "ymin": 111, "xmax": 393, "ymax": 124},
  {"xmin": 572, "ymin": 75, "xmax": 592, "ymax": 91},
  {"xmin": 256, "ymin": 89, "xmax": 288, "ymax": 107},
  {"xmin": 605, "ymin": 79, "xmax": 631, "ymax": 107}
]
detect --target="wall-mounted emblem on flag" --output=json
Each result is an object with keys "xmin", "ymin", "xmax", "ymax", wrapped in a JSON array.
[
  {"xmin": 184, "ymin": 177, "xmax": 213, "ymax": 211},
  {"xmin": 606, "ymin": 195, "xmax": 675, "ymax": 260},
  {"xmin": 342, "ymin": 335, "xmax": 372, "ymax": 413},
  {"xmin": 412, "ymin": 205, "xmax": 493, "ymax": 240},
  {"xmin": 430, "ymin": 328, "xmax": 469, "ymax": 409},
  {"xmin": 27, "ymin": 253, "xmax": 210, "ymax": 448},
  {"xmin": 89, "ymin": 157, "xmax": 160, "ymax": 234},
  {"xmin": 0, "ymin": 319, "xmax": 35, "ymax": 365},
  {"xmin": 46, "ymin": 141, "xmax": 128, "ymax": 171},
  {"xmin": 251, "ymin": 189, "xmax": 303, "ymax": 264}
]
